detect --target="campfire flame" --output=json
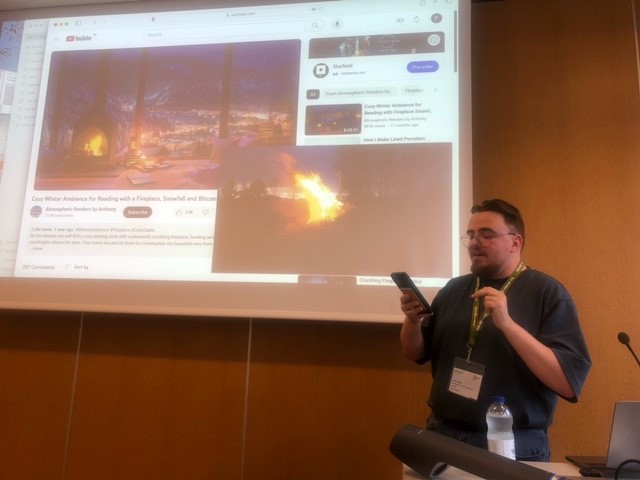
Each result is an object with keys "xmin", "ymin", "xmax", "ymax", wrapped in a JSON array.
[{"xmin": 294, "ymin": 172, "xmax": 344, "ymax": 223}]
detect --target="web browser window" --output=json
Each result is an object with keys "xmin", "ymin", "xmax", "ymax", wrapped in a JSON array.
[{"xmin": 0, "ymin": 0, "xmax": 470, "ymax": 322}]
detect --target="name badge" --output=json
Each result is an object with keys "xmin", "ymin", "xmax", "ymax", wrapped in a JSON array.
[{"xmin": 448, "ymin": 356, "xmax": 485, "ymax": 401}]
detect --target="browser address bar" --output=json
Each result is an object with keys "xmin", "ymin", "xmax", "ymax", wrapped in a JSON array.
[{"xmin": 144, "ymin": 21, "xmax": 307, "ymax": 41}]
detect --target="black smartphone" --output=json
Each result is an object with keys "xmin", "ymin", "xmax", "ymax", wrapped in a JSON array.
[{"xmin": 390, "ymin": 272, "xmax": 432, "ymax": 314}]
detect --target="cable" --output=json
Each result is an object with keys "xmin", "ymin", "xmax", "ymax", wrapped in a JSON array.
[{"xmin": 614, "ymin": 459, "xmax": 640, "ymax": 480}]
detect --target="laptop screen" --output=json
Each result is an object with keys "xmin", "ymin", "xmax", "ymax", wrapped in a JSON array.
[{"xmin": 606, "ymin": 401, "xmax": 640, "ymax": 471}]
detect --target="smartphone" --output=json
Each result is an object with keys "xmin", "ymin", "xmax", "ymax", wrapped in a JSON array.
[{"xmin": 390, "ymin": 272, "xmax": 432, "ymax": 314}]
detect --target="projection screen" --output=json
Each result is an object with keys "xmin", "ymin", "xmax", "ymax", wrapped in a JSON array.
[{"xmin": 0, "ymin": 0, "xmax": 472, "ymax": 322}]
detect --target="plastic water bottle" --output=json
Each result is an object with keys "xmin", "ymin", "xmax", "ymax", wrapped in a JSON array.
[{"xmin": 486, "ymin": 395, "xmax": 516, "ymax": 460}]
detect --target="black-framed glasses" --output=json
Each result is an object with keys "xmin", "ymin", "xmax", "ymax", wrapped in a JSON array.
[{"xmin": 460, "ymin": 232, "xmax": 516, "ymax": 248}]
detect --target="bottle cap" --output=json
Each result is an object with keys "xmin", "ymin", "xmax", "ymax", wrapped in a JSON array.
[{"xmin": 491, "ymin": 395, "xmax": 505, "ymax": 404}]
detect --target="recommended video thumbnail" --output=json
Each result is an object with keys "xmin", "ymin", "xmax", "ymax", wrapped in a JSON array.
[{"xmin": 305, "ymin": 104, "xmax": 362, "ymax": 135}]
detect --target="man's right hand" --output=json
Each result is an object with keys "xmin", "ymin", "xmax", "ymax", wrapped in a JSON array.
[{"xmin": 400, "ymin": 293, "xmax": 427, "ymax": 325}]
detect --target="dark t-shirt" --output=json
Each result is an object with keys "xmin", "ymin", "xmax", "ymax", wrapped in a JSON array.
[{"xmin": 418, "ymin": 267, "xmax": 591, "ymax": 431}]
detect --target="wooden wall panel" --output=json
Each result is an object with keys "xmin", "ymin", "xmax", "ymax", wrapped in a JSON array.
[
  {"xmin": 471, "ymin": 0, "xmax": 640, "ymax": 461},
  {"xmin": 0, "ymin": 309, "xmax": 81, "ymax": 479},
  {"xmin": 63, "ymin": 314, "xmax": 250, "ymax": 480},
  {"xmin": 243, "ymin": 320, "xmax": 428, "ymax": 480}
]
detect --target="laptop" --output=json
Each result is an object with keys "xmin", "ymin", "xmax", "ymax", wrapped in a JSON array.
[{"xmin": 566, "ymin": 401, "xmax": 640, "ymax": 478}]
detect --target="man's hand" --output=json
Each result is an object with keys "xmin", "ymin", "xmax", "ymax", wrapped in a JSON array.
[
  {"xmin": 400, "ymin": 293, "xmax": 426, "ymax": 325},
  {"xmin": 400, "ymin": 293, "xmax": 428, "ymax": 361},
  {"xmin": 471, "ymin": 286, "xmax": 511, "ymax": 329}
]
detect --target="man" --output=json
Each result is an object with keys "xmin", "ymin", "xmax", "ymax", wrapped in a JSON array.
[{"xmin": 400, "ymin": 199, "xmax": 591, "ymax": 461}]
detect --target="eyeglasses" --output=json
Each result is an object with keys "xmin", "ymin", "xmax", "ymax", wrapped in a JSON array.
[{"xmin": 460, "ymin": 231, "xmax": 516, "ymax": 248}]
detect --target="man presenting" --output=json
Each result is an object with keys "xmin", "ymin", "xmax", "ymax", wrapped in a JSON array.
[{"xmin": 400, "ymin": 199, "xmax": 591, "ymax": 461}]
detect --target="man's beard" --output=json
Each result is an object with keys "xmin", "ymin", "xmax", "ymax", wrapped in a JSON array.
[{"xmin": 470, "ymin": 257, "xmax": 502, "ymax": 279}]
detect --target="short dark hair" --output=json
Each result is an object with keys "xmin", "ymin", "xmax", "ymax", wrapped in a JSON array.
[{"xmin": 471, "ymin": 199, "xmax": 525, "ymax": 246}]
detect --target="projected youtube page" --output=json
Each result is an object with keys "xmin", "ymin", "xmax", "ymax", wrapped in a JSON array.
[{"xmin": 1, "ymin": 0, "xmax": 463, "ymax": 287}]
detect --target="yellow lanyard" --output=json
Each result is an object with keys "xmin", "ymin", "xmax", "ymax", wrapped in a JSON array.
[{"xmin": 466, "ymin": 260, "xmax": 525, "ymax": 362}]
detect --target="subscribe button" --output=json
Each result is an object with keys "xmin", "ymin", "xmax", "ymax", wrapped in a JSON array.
[
  {"xmin": 407, "ymin": 61, "xmax": 439, "ymax": 73},
  {"xmin": 124, "ymin": 206, "xmax": 152, "ymax": 218}
]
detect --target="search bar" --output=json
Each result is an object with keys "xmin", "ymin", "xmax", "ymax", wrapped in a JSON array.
[{"xmin": 144, "ymin": 21, "xmax": 306, "ymax": 41}]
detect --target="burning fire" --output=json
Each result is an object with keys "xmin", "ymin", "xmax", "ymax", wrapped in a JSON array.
[
  {"xmin": 83, "ymin": 134, "xmax": 106, "ymax": 157},
  {"xmin": 294, "ymin": 172, "xmax": 344, "ymax": 223}
]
